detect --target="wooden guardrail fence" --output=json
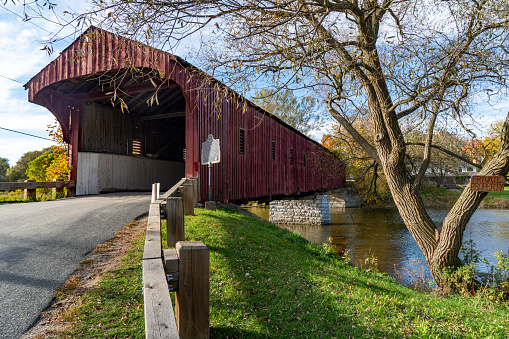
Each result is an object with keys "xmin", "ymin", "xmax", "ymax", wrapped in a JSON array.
[
  {"xmin": 0, "ymin": 179, "xmax": 75, "ymax": 199},
  {"xmin": 143, "ymin": 177, "xmax": 209, "ymax": 339}
]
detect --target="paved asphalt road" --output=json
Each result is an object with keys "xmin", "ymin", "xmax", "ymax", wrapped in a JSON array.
[{"xmin": 0, "ymin": 193, "xmax": 151, "ymax": 338}]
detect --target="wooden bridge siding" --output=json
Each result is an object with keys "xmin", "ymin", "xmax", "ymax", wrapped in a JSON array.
[
  {"xmin": 166, "ymin": 71, "xmax": 345, "ymax": 202},
  {"xmin": 187, "ymin": 84, "xmax": 344, "ymax": 202},
  {"xmin": 81, "ymin": 103, "xmax": 137, "ymax": 154}
]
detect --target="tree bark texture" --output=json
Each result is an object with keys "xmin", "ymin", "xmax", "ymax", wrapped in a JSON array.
[{"xmin": 378, "ymin": 112, "xmax": 509, "ymax": 284}]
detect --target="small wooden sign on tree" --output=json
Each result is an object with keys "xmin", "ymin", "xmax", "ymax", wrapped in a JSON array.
[{"xmin": 470, "ymin": 175, "xmax": 506, "ymax": 192}]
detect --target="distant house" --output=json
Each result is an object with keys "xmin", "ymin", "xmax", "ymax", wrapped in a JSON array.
[
  {"xmin": 25, "ymin": 26, "xmax": 345, "ymax": 202},
  {"xmin": 408, "ymin": 163, "xmax": 479, "ymax": 188}
]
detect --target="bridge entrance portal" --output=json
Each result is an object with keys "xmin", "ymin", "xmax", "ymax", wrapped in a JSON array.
[{"xmin": 37, "ymin": 69, "xmax": 187, "ymax": 194}]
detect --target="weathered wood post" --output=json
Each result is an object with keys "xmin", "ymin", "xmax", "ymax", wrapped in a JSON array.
[
  {"xmin": 175, "ymin": 241, "xmax": 210, "ymax": 339},
  {"xmin": 142, "ymin": 258, "xmax": 179, "ymax": 339},
  {"xmin": 196, "ymin": 163, "xmax": 201, "ymax": 204},
  {"xmin": 163, "ymin": 248, "xmax": 179, "ymax": 292},
  {"xmin": 151, "ymin": 183, "xmax": 160, "ymax": 203},
  {"xmin": 52, "ymin": 179, "xmax": 64, "ymax": 198},
  {"xmin": 189, "ymin": 177, "xmax": 198, "ymax": 207},
  {"xmin": 183, "ymin": 182, "xmax": 194, "ymax": 216},
  {"xmin": 24, "ymin": 180, "xmax": 36, "ymax": 200},
  {"xmin": 166, "ymin": 197, "xmax": 184, "ymax": 247}
]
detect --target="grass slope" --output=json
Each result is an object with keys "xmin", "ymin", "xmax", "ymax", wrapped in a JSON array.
[
  {"xmin": 63, "ymin": 207, "xmax": 508, "ymax": 338},
  {"xmin": 187, "ymin": 208, "xmax": 508, "ymax": 338}
]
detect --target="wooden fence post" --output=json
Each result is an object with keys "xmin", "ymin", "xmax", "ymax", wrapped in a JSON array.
[
  {"xmin": 190, "ymin": 177, "xmax": 198, "ymax": 207},
  {"xmin": 52, "ymin": 179, "xmax": 64, "ymax": 198},
  {"xmin": 166, "ymin": 197, "xmax": 184, "ymax": 247},
  {"xmin": 197, "ymin": 163, "xmax": 201, "ymax": 203},
  {"xmin": 24, "ymin": 180, "xmax": 36, "ymax": 200},
  {"xmin": 151, "ymin": 183, "xmax": 160, "ymax": 203},
  {"xmin": 176, "ymin": 241, "xmax": 210, "ymax": 339},
  {"xmin": 183, "ymin": 182, "xmax": 194, "ymax": 216}
]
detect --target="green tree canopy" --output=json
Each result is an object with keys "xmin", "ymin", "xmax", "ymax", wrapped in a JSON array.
[
  {"xmin": 252, "ymin": 89, "xmax": 322, "ymax": 135},
  {"xmin": 5, "ymin": 150, "xmax": 47, "ymax": 182},
  {"xmin": 0, "ymin": 158, "xmax": 9, "ymax": 182}
]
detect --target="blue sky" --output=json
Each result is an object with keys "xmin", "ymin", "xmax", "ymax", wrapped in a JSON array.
[
  {"xmin": 0, "ymin": 2, "xmax": 508, "ymax": 167},
  {"xmin": 0, "ymin": 2, "xmax": 86, "ymax": 166}
]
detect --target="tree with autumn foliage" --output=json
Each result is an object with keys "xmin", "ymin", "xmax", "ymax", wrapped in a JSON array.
[
  {"xmin": 45, "ymin": 120, "xmax": 71, "ymax": 180},
  {"xmin": 482, "ymin": 120, "xmax": 504, "ymax": 162},
  {"xmin": 25, "ymin": 120, "xmax": 70, "ymax": 182},
  {"xmin": 462, "ymin": 121, "xmax": 506, "ymax": 166},
  {"xmin": 322, "ymin": 121, "xmax": 391, "ymax": 203},
  {"xmin": 26, "ymin": 153, "xmax": 55, "ymax": 182},
  {"xmin": 462, "ymin": 139, "xmax": 485, "ymax": 165},
  {"xmin": 460, "ymin": 120, "xmax": 508, "ymax": 180}
]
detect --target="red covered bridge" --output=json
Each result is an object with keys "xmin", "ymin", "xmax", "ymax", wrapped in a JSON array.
[{"xmin": 25, "ymin": 27, "xmax": 345, "ymax": 203}]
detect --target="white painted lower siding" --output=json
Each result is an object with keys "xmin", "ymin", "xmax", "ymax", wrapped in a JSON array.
[{"xmin": 76, "ymin": 152, "xmax": 185, "ymax": 195}]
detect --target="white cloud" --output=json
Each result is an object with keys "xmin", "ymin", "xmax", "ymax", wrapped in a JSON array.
[
  {"xmin": 0, "ymin": 5, "xmax": 73, "ymax": 166},
  {"xmin": 0, "ymin": 108, "xmax": 55, "ymax": 131},
  {"xmin": 0, "ymin": 24, "xmax": 56, "ymax": 82},
  {"xmin": 308, "ymin": 120, "xmax": 335, "ymax": 143}
]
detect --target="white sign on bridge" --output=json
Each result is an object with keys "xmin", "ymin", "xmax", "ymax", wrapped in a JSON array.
[
  {"xmin": 201, "ymin": 134, "xmax": 220, "ymax": 165},
  {"xmin": 470, "ymin": 175, "xmax": 505, "ymax": 192}
]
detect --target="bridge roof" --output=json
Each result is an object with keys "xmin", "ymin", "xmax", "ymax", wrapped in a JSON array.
[{"xmin": 24, "ymin": 26, "xmax": 334, "ymax": 154}]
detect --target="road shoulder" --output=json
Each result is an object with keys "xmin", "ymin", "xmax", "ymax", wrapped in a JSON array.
[{"xmin": 21, "ymin": 217, "xmax": 148, "ymax": 338}]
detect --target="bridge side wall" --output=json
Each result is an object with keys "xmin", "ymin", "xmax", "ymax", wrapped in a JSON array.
[{"xmin": 76, "ymin": 152, "xmax": 184, "ymax": 195}]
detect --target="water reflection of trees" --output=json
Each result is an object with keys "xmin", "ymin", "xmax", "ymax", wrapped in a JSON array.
[
  {"xmin": 248, "ymin": 206, "xmax": 509, "ymax": 275},
  {"xmin": 329, "ymin": 208, "xmax": 413, "ymax": 274}
]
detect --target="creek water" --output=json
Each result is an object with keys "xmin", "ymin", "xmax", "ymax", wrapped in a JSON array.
[{"xmin": 247, "ymin": 206, "xmax": 509, "ymax": 279}]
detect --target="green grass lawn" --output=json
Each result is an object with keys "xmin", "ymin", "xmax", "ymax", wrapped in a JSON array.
[
  {"xmin": 487, "ymin": 186, "xmax": 509, "ymax": 199},
  {"xmin": 0, "ymin": 189, "xmax": 64, "ymax": 204},
  {"xmin": 61, "ymin": 207, "xmax": 509, "ymax": 338}
]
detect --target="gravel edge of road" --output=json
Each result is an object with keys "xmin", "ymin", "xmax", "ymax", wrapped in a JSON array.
[{"xmin": 20, "ymin": 214, "xmax": 148, "ymax": 339}]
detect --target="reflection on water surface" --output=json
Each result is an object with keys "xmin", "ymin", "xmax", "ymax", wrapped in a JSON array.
[{"xmin": 247, "ymin": 206, "xmax": 509, "ymax": 278}]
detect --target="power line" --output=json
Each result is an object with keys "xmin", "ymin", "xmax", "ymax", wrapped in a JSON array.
[
  {"xmin": 0, "ymin": 4, "xmax": 74, "ymax": 44},
  {"xmin": 1, "ymin": 4, "xmax": 54, "ymax": 36},
  {"xmin": 0, "ymin": 126, "xmax": 54, "ymax": 142},
  {"xmin": 0, "ymin": 74, "xmax": 25, "ymax": 84}
]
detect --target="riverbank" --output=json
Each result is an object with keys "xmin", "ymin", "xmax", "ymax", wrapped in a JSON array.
[
  {"xmin": 421, "ymin": 186, "xmax": 509, "ymax": 209},
  {"xmin": 29, "ymin": 207, "xmax": 509, "ymax": 338}
]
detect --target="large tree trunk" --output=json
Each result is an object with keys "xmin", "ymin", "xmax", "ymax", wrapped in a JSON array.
[
  {"xmin": 380, "ymin": 113, "xmax": 509, "ymax": 286},
  {"xmin": 327, "ymin": 13, "xmax": 509, "ymax": 285}
]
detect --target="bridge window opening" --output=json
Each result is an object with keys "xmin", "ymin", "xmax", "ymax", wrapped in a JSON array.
[
  {"xmin": 132, "ymin": 139, "xmax": 142, "ymax": 155},
  {"xmin": 271, "ymin": 141, "xmax": 276, "ymax": 161},
  {"xmin": 290, "ymin": 148, "xmax": 293, "ymax": 164},
  {"xmin": 239, "ymin": 128, "xmax": 245, "ymax": 154}
]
